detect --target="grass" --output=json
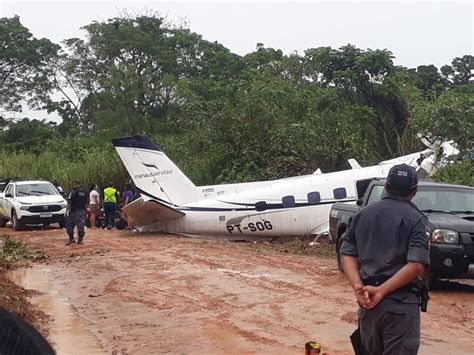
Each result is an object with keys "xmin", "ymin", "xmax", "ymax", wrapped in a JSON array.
[{"xmin": 0, "ymin": 235, "xmax": 46, "ymax": 261}]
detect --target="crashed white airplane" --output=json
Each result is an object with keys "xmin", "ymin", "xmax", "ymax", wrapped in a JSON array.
[{"xmin": 112, "ymin": 135, "xmax": 456, "ymax": 239}]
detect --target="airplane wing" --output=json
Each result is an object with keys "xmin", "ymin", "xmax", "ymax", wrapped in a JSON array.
[{"xmin": 122, "ymin": 197, "xmax": 184, "ymax": 227}]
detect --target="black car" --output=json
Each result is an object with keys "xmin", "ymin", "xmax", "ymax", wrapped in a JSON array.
[{"xmin": 330, "ymin": 179, "xmax": 474, "ymax": 280}]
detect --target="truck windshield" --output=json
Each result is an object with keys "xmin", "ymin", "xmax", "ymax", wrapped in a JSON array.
[
  {"xmin": 366, "ymin": 185, "xmax": 474, "ymax": 213},
  {"xmin": 16, "ymin": 183, "xmax": 59, "ymax": 197},
  {"xmin": 414, "ymin": 187, "xmax": 474, "ymax": 213}
]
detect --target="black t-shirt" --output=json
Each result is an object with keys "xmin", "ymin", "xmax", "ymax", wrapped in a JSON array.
[{"xmin": 68, "ymin": 187, "xmax": 87, "ymax": 211}]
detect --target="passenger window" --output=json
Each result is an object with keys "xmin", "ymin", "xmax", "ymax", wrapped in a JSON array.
[
  {"xmin": 282, "ymin": 195, "xmax": 295, "ymax": 208},
  {"xmin": 333, "ymin": 187, "xmax": 347, "ymax": 199},
  {"xmin": 255, "ymin": 201, "xmax": 268, "ymax": 211},
  {"xmin": 307, "ymin": 191, "xmax": 321, "ymax": 205}
]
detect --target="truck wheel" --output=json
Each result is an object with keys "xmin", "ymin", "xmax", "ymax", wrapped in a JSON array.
[
  {"xmin": 0, "ymin": 217, "xmax": 6, "ymax": 227},
  {"xmin": 58, "ymin": 218, "xmax": 66, "ymax": 229},
  {"xmin": 12, "ymin": 211, "xmax": 24, "ymax": 231}
]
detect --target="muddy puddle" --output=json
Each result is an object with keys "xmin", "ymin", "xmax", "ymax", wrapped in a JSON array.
[{"xmin": 10, "ymin": 266, "xmax": 105, "ymax": 355}]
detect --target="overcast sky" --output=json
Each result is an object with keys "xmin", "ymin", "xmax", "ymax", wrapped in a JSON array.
[
  {"xmin": 2, "ymin": 0, "xmax": 473, "ymax": 68},
  {"xmin": 1, "ymin": 0, "xmax": 472, "ymax": 121}
]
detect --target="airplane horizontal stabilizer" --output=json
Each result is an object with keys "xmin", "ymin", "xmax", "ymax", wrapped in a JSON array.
[
  {"xmin": 123, "ymin": 198, "xmax": 184, "ymax": 227},
  {"xmin": 347, "ymin": 159, "xmax": 362, "ymax": 169}
]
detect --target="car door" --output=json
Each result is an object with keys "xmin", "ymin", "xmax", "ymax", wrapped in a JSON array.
[{"xmin": 2, "ymin": 184, "xmax": 14, "ymax": 219}]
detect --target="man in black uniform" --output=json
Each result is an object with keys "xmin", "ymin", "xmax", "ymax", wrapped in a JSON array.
[
  {"xmin": 66, "ymin": 180, "xmax": 88, "ymax": 245},
  {"xmin": 340, "ymin": 164, "xmax": 430, "ymax": 354}
]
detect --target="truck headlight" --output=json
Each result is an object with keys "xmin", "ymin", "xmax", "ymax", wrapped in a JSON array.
[
  {"xmin": 59, "ymin": 203, "xmax": 67, "ymax": 209},
  {"xmin": 19, "ymin": 206, "xmax": 30, "ymax": 211},
  {"xmin": 431, "ymin": 229, "xmax": 459, "ymax": 244}
]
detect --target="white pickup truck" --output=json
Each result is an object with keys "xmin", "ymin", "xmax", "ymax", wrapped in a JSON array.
[{"xmin": 0, "ymin": 180, "xmax": 67, "ymax": 230}]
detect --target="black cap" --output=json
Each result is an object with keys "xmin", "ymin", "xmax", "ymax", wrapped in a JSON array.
[
  {"xmin": 72, "ymin": 180, "xmax": 80, "ymax": 184},
  {"xmin": 386, "ymin": 164, "xmax": 418, "ymax": 192}
]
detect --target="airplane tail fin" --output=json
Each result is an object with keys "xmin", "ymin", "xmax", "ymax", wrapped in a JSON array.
[{"xmin": 112, "ymin": 135, "xmax": 203, "ymax": 206}]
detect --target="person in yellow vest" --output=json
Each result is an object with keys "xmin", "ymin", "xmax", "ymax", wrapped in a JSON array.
[{"xmin": 103, "ymin": 182, "xmax": 119, "ymax": 229}]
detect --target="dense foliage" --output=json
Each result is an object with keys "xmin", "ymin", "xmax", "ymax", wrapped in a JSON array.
[{"xmin": 0, "ymin": 15, "xmax": 472, "ymax": 189}]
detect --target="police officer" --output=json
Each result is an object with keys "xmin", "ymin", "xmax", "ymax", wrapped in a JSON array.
[
  {"xmin": 340, "ymin": 164, "xmax": 430, "ymax": 354},
  {"xmin": 103, "ymin": 181, "xmax": 119, "ymax": 229},
  {"xmin": 66, "ymin": 180, "xmax": 88, "ymax": 245}
]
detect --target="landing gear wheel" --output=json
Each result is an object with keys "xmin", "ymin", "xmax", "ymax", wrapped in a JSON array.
[{"xmin": 12, "ymin": 211, "xmax": 24, "ymax": 231}]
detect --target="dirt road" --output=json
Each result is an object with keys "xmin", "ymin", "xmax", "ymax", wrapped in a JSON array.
[{"xmin": 4, "ymin": 227, "xmax": 474, "ymax": 354}]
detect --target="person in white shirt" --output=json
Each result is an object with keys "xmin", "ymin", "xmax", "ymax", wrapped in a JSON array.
[
  {"xmin": 53, "ymin": 181, "xmax": 64, "ymax": 196},
  {"xmin": 88, "ymin": 183, "xmax": 101, "ymax": 229}
]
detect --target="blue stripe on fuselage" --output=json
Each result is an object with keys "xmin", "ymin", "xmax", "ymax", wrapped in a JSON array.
[{"xmin": 136, "ymin": 186, "xmax": 356, "ymax": 213}]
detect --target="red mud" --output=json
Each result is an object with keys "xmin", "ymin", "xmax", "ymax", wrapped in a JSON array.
[{"xmin": 3, "ymin": 226, "xmax": 474, "ymax": 354}]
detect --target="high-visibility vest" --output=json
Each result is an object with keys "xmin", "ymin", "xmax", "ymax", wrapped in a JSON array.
[{"xmin": 104, "ymin": 187, "xmax": 117, "ymax": 203}]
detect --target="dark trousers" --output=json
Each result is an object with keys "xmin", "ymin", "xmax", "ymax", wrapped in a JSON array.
[
  {"xmin": 66, "ymin": 209, "xmax": 85, "ymax": 239},
  {"xmin": 103, "ymin": 202, "xmax": 117, "ymax": 228},
  {"xmin": 359, "ymin": 306, "xmax": 420, "ymax": 355}
]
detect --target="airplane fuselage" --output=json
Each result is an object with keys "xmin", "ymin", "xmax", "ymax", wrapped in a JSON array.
[
  {"xmin": 113, "ymin": 135, "xmax": 438, "ymax": 240},
  {"xmin": 139, "ymin": 164, "xmax": 393, "ymax": 238}
]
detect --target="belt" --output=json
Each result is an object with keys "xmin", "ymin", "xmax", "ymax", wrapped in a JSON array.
[{"xmin": 363, "ymin": 276, "xmax": 419, "ymax": 295}]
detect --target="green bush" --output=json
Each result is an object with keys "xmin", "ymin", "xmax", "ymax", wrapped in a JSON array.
[
  {"xmin": 1, "ymin": 236, "xmax": 31, "ymax": 260},
  {"xmin": 1, "ymin": 235, "xmax": 46, "ymax": 261},
  {"xmin": 0, "ymin": 140, "xmax": 127, "ymax": 190},
  {"xmin": 433, "ymin": 160, "xmax": 474, "ymax": 187}
]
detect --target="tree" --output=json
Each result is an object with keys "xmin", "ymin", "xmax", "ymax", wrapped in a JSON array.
[
  {"xmin": 50, "ymin": 15, "xmax": 244, "ymax": 136},
  {"xmin": 421, "ymin": 84, "xmax": 474, "ymax": 150},
  {"xmin": 303, "ymin": 45, "xmax": 415, "ymax": 158},
  {"xmin": 0, "ymin": 118, "xmax": 59, "ymax": 153},
  {"xmin": 0, "ymin": 16, "xmax": 59, "ymax": 112},
  {"xmin": 440, "ymin": 55, "xmax": 474, "ymax": 87},
  {"xmin": 412, "ymin": 64, "xmax": 446, "ymax": 99}
]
